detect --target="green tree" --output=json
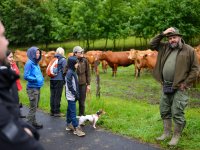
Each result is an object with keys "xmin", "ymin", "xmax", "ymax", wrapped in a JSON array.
[
  {"xmin": 100, "ymin": 0, "xmax": 132, "ymax": 50},
  {"xmin": 131, "ymin": 0, "xmax": 200, "ymax": 44},
  {"xmin": 70, "ymin": 0, "xmax": 103, "ymax": 50}
]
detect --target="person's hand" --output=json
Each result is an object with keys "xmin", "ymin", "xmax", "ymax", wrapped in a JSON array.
[
  {"xmin": 163, "ymin": 27, "xmax": 175, "ymax": 35},
  {"xmin": 180, "ymin": 83, "xmax": 187, "ymax": 91},
  {"xmin": 75, "ymin": 92, "xmax": 80, "ymax": 101},
  {"xmin": 87, "ymin": 85, "xmax": 91, "ymax": 93},
  {"xmin": 24, "ymin": 127, "xmax": 33, "ymax": 137}
]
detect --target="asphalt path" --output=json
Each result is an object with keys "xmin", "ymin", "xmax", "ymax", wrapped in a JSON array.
[{"xmin": 22, "ymin": 107, "xmax": 161, "ymax": 150}]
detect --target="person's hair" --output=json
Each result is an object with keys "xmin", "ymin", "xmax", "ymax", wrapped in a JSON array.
[
  {"xmin": 6, "ymin": 50, "xmax": 12, "ymax": 57},
  {"xmin": 56, "ymin": 47, "xmax": 65, "ymax": 56}
]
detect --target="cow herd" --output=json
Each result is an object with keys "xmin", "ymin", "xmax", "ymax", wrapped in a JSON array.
[{"xmin": 14, "ymin": 46, "xmax": 200, "ymax": 78}]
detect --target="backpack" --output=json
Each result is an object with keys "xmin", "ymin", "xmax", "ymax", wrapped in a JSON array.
[{"xmin": 46, "ymin": 57, "xmax": 59, "ymax": 77}]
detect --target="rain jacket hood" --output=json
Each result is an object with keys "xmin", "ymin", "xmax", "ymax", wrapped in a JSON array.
[
  {"xmin": 68, "ymin": 56, "xmax": 77, "ymax": 71},
  {"xmin": 27, "ymin": 46, "xmax": 41, "ymax": 63}
]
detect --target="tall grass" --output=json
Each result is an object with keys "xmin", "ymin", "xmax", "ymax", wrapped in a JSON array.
[{"xmin": 19, "ymin": 65, "xmax": 200, "ymax": 150}]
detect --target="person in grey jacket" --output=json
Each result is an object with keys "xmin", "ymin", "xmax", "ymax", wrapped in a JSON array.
[
  {"xmin": 65, "ymin": 56, "xmax": 85, "ymax": 137},
  {"xmin": 50, "ymin": 47, "xmax": 67, "ymax": 117},
  {"xmin": 150, "ymin": 27, "xmax": 199, "ymax": 146}
]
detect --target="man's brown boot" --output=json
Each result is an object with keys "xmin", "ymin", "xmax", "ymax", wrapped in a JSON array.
[
  {"xmin": 168, "ymin": 123, "xmax": 184, "ymax": 146},
  {"xmin": 156, "ymin": 119, "xmax": 172, "ymax": 141}
]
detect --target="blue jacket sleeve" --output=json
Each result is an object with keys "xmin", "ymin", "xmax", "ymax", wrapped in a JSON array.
[{"xmin": 24, "ymin": 61, "xmax": 37, "ymax": 82}]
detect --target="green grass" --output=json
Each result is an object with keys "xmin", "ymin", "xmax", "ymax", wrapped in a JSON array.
[
  {"xmin": 19, "ymin": 65, "xmax": 200, "ymax": 150},
  {"xmin": 12, "ymin": 36, "xmax": 150, "ymax": 52}
]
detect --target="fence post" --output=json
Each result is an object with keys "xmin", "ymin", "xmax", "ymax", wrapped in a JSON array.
[{"xmin": 94, "ymin": 60, "xmax": 100, "ymax": 97}]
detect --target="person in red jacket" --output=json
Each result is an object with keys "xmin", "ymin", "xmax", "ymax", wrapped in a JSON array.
[
  {"xmin": 6, "ymin": 50, "xmax": 22, "ymax": 90},
  {"xmin": 6, "ymin": 50, "xmax": 25, "ymax": 118}
]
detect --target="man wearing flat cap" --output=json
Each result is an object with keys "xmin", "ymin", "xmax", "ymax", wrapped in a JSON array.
[
  {"xmin": 150, "ymin": 27, "xmax": 199, "ymax": 146},
  {"xmin": 72, "ymin": 46, "xmax": 91, "ymax": 116}
]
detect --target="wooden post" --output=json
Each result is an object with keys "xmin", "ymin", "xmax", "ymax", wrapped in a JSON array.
[{"xmin": 94, "ymin": 60, "xmax": 100, "ymax": 97}]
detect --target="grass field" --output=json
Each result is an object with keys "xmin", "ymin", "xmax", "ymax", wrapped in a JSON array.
[
  {"xmin": 13, "ymin": 36, "xmax": 150, "ymax": 53},
  {"xmin": 19, "ymin": 65, "xmax": 200, "ymax": 150}
]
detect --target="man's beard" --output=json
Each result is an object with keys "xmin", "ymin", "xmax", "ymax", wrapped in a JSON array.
[{"xmin": 170, "ymin": 42, "xmax": 179, "ymax": 49}]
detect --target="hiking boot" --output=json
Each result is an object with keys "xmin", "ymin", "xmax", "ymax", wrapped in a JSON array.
[
  {"xmin": 54, "ymin": 113, "xmax": 62, "ymax": 117},
  {"xmin": 168, "ymin": 123, "xmax": 184, "ymax": 146},
  {"xmin": 66, "ymin": 123, "xmax": 75, "ymax": 131},
  {"xmin": 156, "ymin": 119, "xmax": 172, "ymax": 141},
  {"xmin": 73, "ymin": 127, "xmax": 85, "ymax": 137},
  {"xmin": 20, "ymin": 114, "xmax": 26, "ymax": 118},
  {"xmin": 50, "ymin": 112, "xmax": 54, "ymax": 116},
  {"xmin": 32, "ymin": 122, "xmax": 43, "ymax": 129}
]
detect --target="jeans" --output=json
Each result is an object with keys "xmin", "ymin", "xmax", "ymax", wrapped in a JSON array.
[{"xmin": 66, "ymin": 100, "xmax": 78, "ymax": 128}]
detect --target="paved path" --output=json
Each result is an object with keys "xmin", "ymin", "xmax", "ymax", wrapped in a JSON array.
[{"xmin": 22, "ymin": 108, "xmax": 160, "ymax": 150}]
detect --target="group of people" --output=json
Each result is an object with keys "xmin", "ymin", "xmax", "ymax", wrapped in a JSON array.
[
  {"xmin": 0, "ymin": 18, "xmax": 199, "ymax": 149},
  {"xmin": 23, "ymin": 45, "xmax": 90, "ymax": 135},
  {"xmin": 0, "ymin": 20, "xmax": 91, "ymax": 149},
  {"xmin": 48, "ymin": 45, "xmax": 91, "ymax": 136}
]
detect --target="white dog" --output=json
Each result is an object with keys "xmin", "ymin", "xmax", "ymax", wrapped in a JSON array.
[{"xmin": 78, "ymin": 109, "xmax": 106, "ymax": 129}]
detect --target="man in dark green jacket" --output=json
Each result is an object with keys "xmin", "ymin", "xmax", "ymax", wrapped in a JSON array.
[{"xmin": 150, "ymin": 27, "xmax": 199, "ymax": 146}]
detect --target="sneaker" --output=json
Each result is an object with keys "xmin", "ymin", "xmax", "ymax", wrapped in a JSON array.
[
  {"xmin": 66, "ymin": 123, "xmax": 75, "ymax": 131},
  {"xmin": 32, "ymin": 122, "xmax": 43, "ymax": 129},
  {"xmin": 73, "ymin": 127, "xmax": 85, "ymax": 137}
]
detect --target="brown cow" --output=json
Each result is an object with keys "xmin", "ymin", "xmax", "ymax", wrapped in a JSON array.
[
  {"xmin": 195, "ymin": 50, "xmax": 200, "ymax": 64},
  {"xmin": 44, "ymin": 51, "xmax": 56, "ymax": 65},
  {"xmin": 14, "ymin": 50, "xmax": 56, "ymax": 76},
  {"xmin": 128, "ymin": 49, "xmax": 153, "ymax": 77},
  {"xmin": 99, "ymin": 51, "xmax": 134, "ymax": 77},
  {"xmin": 14, "ymin": 50, "xmax": 28, "ymax": 67},
  {"xmin": 85, "ymin": 50, "xmax": 106, "ymax": 74},
  {"xmin": 101, "ymin": 60, "xmax": 108, "ymax": 73},
  {"xmin": 66, "ymin": 52, "xmax": 73, "ymax": 58},
  {"xmin": 194, "ymin": 47, "xmax": 200, "ymax": 64},
  {"xmin": 135, "ymin": 51, "xmax": 158, "ymax": 71},
  {"xmin": 195, "ymin": 44, "xmax": 200, "ymax": 52},
  {"xmin": 39, "ymin": 51, "xmax": 56, "ymax": 75},
  {"xmin": 67, "ymin": 50, "xmax": 108, "ymax": 74}
]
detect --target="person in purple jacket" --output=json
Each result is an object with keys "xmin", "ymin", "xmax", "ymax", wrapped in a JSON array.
[{"xmin": 24, "ymin": 46, "xmax": 44, "ymax": 129}]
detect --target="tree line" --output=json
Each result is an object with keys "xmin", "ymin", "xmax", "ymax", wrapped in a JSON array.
[{"xmin": 0, "ymin": 0, "xmax": 200, "ymax": 50}]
